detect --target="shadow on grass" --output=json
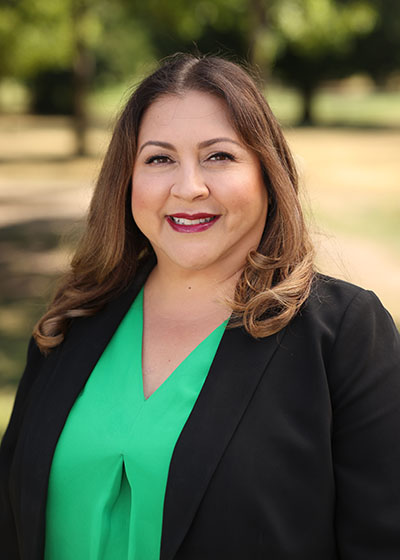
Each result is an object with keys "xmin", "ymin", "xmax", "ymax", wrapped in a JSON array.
[
  {"xmin": 292, "ymin": 121, "xmax": 400, "ymax": 131},
  {"xmin": 0, "ymin": 217, "xmax": 83, "ymax": 389},
  {"xmin": 0, "ymin": 154, "xmax": 101, "ymax": 164}
]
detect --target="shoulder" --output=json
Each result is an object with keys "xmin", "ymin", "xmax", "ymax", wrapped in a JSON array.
[
  {"xmin": 307, "ymin": 273, "xmax": 377, "ymax": 313},
  {"xmin": 285, "ymin": 273, "xmax": 400, "ymax": 369},
  {"xmin": 300, "ymin": 273, "xmax": 396, "ymax": 333},
  {"xmin": 294, "ymin": 273, "xmax": 399, "ymax": 388}
]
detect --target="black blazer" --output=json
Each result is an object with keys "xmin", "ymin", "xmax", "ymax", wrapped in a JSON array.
[{"xmin": 1, "ymin": 271, "xmax": 400, "ymax": 560}]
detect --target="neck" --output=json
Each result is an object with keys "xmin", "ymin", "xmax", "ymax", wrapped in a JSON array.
[{"xmin": 144, "ymin": 261, "xmax": 241, "ymax": 319}]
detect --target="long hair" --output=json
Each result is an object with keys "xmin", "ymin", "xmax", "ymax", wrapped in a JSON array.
[{"xmin": 34, "ymin": 53, "xmax": 314, "ymax": 353}]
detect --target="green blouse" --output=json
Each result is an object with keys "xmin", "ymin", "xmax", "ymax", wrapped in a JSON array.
[{"xmin": 44, "ymin": 288, "xmax": 227, "ymax": 560}]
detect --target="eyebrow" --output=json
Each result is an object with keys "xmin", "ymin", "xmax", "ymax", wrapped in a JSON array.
[{"xmin": 138, "ymin": 137, "xmax": 242, "ymax": 154}]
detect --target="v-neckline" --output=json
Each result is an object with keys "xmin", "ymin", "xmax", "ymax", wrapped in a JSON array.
[{"xmin": 136, "ymin": 288, "xmax": 229, "ymax": 403}]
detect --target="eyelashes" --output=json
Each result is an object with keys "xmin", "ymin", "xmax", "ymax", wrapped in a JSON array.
[
  {"xmin": 144, "ymin": 155, "xmax": 171, "ymax": 165},
  {"xmin": 144, "ymin": 151, "xmax": 236, "ymax": 165},
  {"xmin": 208, "ymin": 151, "xmax": 236, "ymax": 162}
]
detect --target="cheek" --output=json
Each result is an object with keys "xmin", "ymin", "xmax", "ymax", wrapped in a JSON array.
[
  {"xmin": 248, "ymin": 170, "xmax": 268, "ymax": 209},
  {"xmin": 131, "ymin": 176, "xmax": 155, "ymax": 216},
  {"xmin": 131, "ymin": 188, "xmax": 146, "ymax": 214},
  {"xmin": 131, "ymin": 172, "xmax": 170, "ymax": 214},
  {"xmin": 228, "ymin": 174, "xmax": 268, "ymax": 215},
  {"xmin": 131, "ymin": 184, "xmax": 152, "ymax": 233}
]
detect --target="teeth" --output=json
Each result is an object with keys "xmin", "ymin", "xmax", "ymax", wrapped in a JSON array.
[{"xmin": 170, "ymin": 216, "xmax": 215, "ymax": 225}]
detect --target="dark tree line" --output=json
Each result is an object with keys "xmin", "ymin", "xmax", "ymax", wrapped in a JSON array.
[{"xmin": 1, "ymin": 0, "xmax": 398, "ymax": 153}]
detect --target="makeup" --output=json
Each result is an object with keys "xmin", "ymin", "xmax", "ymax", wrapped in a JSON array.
[{"xmin": 167, "ymin": 213, "xmax": 220, "ymax": 233}]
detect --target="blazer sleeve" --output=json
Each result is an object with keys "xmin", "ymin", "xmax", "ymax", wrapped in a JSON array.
[
  {"xmin": 0, "ymin": 337, "xmax": 44, "ymax": 558},
  {"xmin": 328, "ymin": 289, "xmax": 400, "ymax": 559}
]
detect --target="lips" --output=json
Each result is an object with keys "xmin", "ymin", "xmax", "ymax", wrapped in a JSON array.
[{"xmin": 166, "ymin": 213, "xmax": 220, "ymax": 233}]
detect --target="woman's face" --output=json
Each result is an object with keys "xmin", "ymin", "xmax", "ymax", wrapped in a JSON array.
[{"xmin": 131, "ymin": 90, "xmax": 268, "ymax": 277}]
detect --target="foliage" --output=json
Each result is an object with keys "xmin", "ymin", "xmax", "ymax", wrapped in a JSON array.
[
  {"xmin": 0, "ymin": 0, "xmax": 155, "ymax": 112},
  {"xmin": 0, "ymin": 0, "xmax": 74, "ymax": 79},
  {"xmin": 130, "ymin": 0, "xmax": 251, "ymax": 60},
  {"xmin": 269, "ymin": 0, "xmax": 378, "ymax": 123},
  {"xmin": 0, "ymin": 0, "xmax": 398, "ymax": 125},
  {"xmin": 273, "ymin": 0, "xmax": 376, "ymax": 56},
  {"xmin": 93, "ymin": 2, "xmax": 155, "ymax": 86},
  {"xmin": 349, "ymin": 0, "xmax": 400, "ymax": 84}
]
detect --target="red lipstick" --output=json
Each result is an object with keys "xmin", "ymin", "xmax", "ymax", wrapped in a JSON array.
[{"xmin": 166, "ymin": 213, "xmax": 220, "ymax": 233}]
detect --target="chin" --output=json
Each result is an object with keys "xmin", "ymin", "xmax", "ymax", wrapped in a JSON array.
[
  {"xmin": 173, "ymin": 258, "xmax": 216, "ymax": 272},
  {"xmin": 163, "ymin": 250, "xmax": 219, "ymax": 272}
]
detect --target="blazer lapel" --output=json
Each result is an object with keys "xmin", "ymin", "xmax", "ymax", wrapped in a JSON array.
[
  {"xmin": 15, "ymin": 261, "xmax": 154, "ymax": 559},
  {"xmin": 161, "ymin": 324, "xmax": 286, "ymax": 560}
]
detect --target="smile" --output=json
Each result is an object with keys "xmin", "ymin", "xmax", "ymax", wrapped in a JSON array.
[
  {"xmin": 166, "ymin": 213, "xmax": 220, "ymax": 233},
  {"xmin": 170, "ymin": 216, "xmax": 215, "ymax": 225}
]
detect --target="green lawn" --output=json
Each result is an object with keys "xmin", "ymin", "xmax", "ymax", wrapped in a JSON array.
[
  {"xmin": 2, "ymin": 77, "xmax": 400, "ymax": 128},
  {"xmin": 89, "ymin": 82, "xmax": 400, "ymax": 128}
]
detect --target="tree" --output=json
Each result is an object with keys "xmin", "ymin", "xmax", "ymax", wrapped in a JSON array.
[
  {"xmin": 0, "ymin": 0, "xmax": 92, "ymax": 153},
  {"xmin": 130, "ymin": 0, "xmax": 250, "ymax": 62},
  {"xmin": 0, "ymin": 0, "xmax": 154, "ymax": 155},
  {"xmin": 130, "ymin": 0, "xmax": 384, "ymax": 126},
  {"xmin": 270, "ymin": 0, "xmax": 377, "ymax": 124},
  {"xmin": 349, "ymin": 0, "xmax": 400, "ymax": 86}
]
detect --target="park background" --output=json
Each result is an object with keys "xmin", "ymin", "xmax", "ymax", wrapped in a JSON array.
[{"xmin": 0, "ymin": 0, "xmax": 399, "ymax": 437}]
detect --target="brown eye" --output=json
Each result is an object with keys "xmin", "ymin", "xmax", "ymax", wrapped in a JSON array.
[
  {"xmin": 145, "ymin": 155, "xmax": 172, "ymax": 165},
  {"xmin": 208, "ymin": 152, "xmax": 235, "ymax": 161}
]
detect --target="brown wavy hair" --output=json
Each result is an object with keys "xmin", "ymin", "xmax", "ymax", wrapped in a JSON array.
[{"xmin": 34, "ymin": 53, "xmax": 314, "ymax": 353}]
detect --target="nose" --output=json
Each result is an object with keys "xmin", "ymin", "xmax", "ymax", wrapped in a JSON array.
[{"xmin": 170, "ymin": 163, "xmax": 209, "ymax": 201}]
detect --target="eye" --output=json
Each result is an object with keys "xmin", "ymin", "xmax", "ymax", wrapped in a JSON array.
[
  {"xmin": 208, "ymin": 151, "xmax": 236, "ymax": 162},
  {"xmin": 144, "ymin": 154, "xmax": 173, "ymax": 165}
]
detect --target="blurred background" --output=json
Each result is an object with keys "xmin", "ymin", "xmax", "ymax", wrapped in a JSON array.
[{"xmin": 1, "ymin": 0, "xmax": 399, "ymax": 436}]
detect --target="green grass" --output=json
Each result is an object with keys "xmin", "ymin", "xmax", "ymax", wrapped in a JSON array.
[
  {"xmin": 88, "ymin": 82, "xmax": 400, "ymax": 128},
  {"xmin": 0, "ymin": 78, "xmax": 29, "ymax": 113},
  {"xmin": 266, "ymin": 86, "xmax": 303, "ymax": 125},
  {"xmin": 2, "ymin": 76, "xmax": 399, "ymax": 128},
  {"xmin": 313, "ymin": 90, "xmax": 400, "ymax": 128},
  {"xmin": 267, "ymin": 86, "xmax": 400, "ymax": 128}
]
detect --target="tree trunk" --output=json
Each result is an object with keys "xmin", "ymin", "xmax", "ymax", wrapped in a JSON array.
[
  {"xmin": 299, "ymin": 85, "xmax": 315, "ymax": 126},
  {"xmin": 71, "ymin": 1, "xmax": 94, "ymax": 157},
  {"xmin": 247, "ymin": 0, "xmax": 270, "ymax": 81},
  {"xmin": 73, "ymin": 41, "xmax": 93, "ymax": 156}
]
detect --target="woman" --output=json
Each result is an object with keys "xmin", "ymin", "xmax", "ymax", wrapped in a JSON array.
[{"xmin": 1, "ymin": 54, "xmax": 400, "ymax": 560}]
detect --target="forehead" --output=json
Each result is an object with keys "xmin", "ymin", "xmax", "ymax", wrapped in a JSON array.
[{"xmin": 138, "ymin": 91, "xmax": 238, "ymax": 140}]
